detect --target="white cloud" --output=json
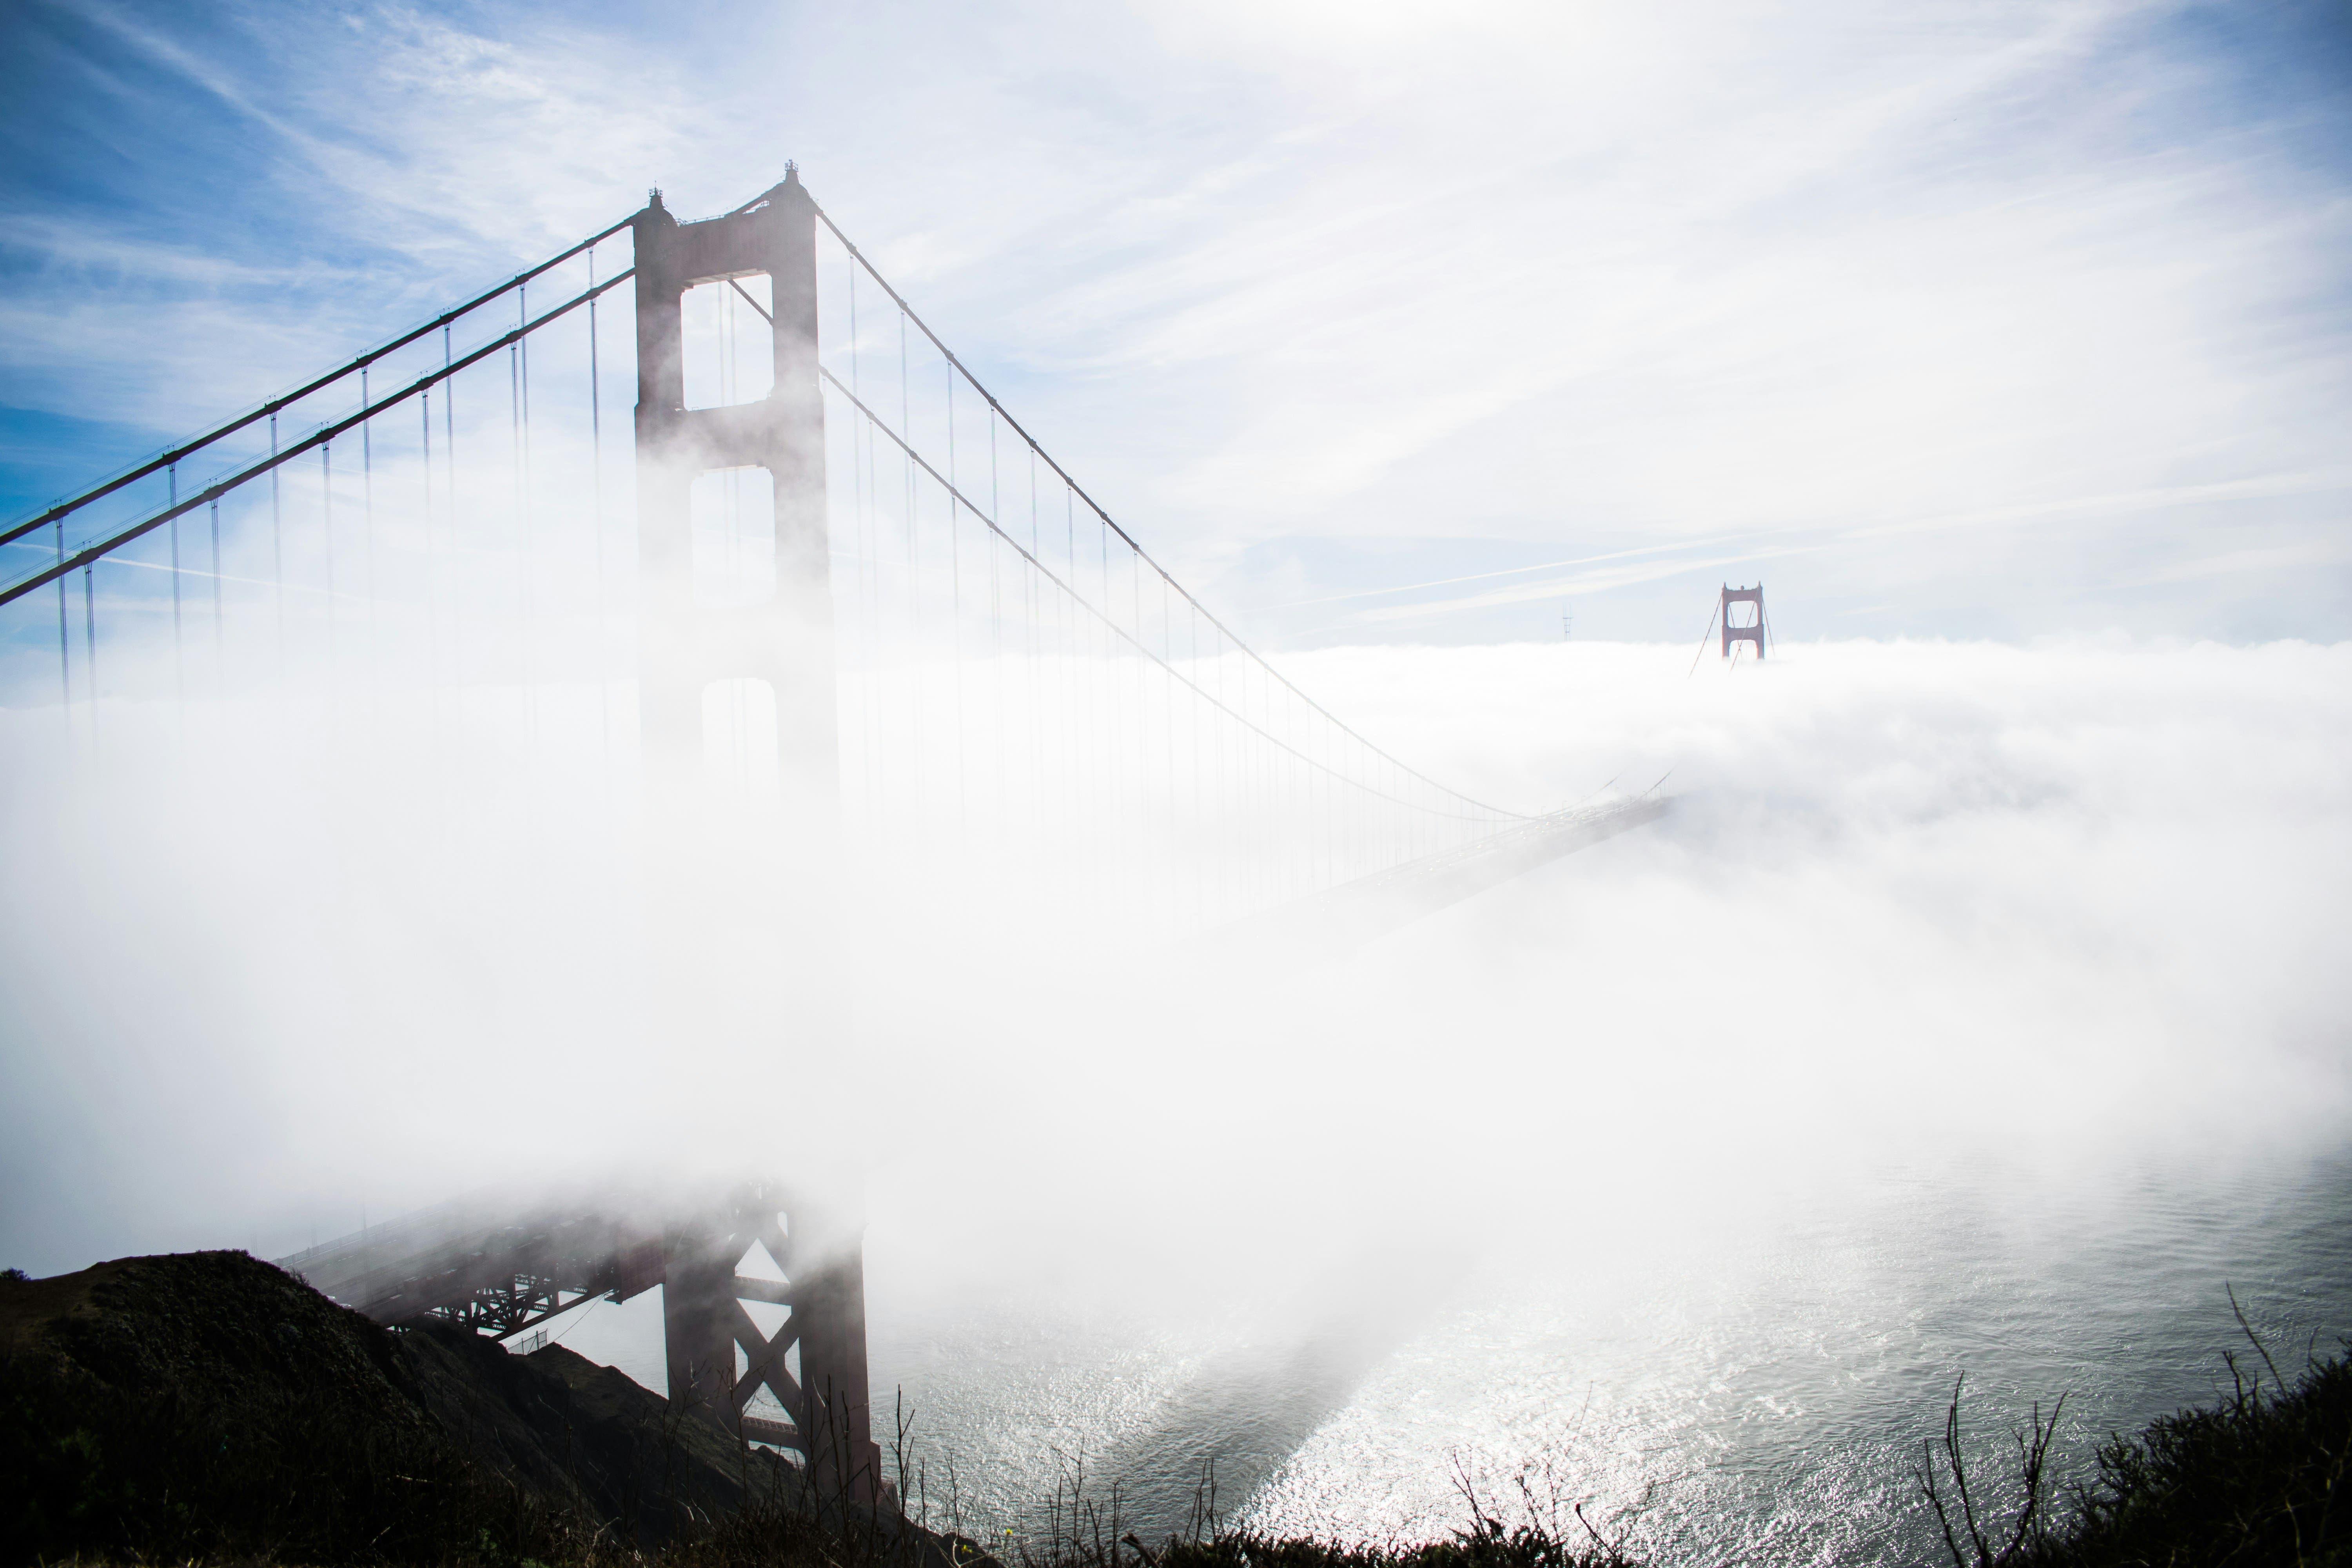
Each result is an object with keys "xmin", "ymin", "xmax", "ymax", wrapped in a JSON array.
[
  {"xmin": 8, "ymin": 0, "xmax": 2345, "ymax": 638},
  {"xmin": 5, "ymin": 628, "xmax": 2343, "ymax": 1257}
]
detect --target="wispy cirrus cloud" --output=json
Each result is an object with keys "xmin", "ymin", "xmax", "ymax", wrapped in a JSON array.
[{"xmin": 0, "ymin": 0, "xmax": 2345, "ymax": 637}]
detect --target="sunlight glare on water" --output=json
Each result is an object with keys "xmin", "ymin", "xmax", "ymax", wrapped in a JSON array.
[{"xmin": 868, "ymin": 1151, "xmax": 2352, "ymax": 1566}]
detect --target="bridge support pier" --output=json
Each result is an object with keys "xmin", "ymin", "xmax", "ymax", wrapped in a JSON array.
[
  {"xmin": 660, "ymin": 1183, "xmax": 877, "ymax": 1501},
  {"xmin": 632, "ymin": 172, "xmax": 876, "ymax": 1498}
]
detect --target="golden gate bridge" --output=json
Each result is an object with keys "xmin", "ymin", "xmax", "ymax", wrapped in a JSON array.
[{"xmin": 0, "ymin": 169, "xmax": 1664, "ymax": 1499}]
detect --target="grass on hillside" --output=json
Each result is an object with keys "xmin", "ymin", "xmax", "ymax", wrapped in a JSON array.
[
  {"xmin": 6, "ymin": 1298, "xmax": 2347, "ymax": 1566},
  {"xmin": 407, "ymin": 1327, "xmax": 2352, "ymax": 1568},
  {"xmin": 1920, "ymin": 1299, "xmax": 2350, "ymax": 1567}
]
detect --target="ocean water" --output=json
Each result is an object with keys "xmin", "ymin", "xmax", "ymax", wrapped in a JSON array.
[{"xmin": 855, "ymin": 1148, "xmax": 2352, "ymax": 1566}]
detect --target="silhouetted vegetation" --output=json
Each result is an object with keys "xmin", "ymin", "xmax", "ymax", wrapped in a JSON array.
[
  {"xmin": 1918, "ymin": 1298, "xmax": 2351, "ymax": 1568},
  {"xmin": 5, "ymin": 1254, "xmax": 2348, "ymax": 1566}
]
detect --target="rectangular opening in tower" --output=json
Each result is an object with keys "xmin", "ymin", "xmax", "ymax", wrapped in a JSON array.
[
  {"xmin": 691, "ymin": 467, "xmax": 776, "ymax": 608},
  {"xmin": 703, "ymin": 677, "xmax": 779, "ymax": 793},
  {"xmin": 682, "ymin": 273, "xmax": 774, "ymax": 409}
]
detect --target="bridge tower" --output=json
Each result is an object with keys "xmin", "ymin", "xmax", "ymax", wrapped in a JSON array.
[
  {"xmin": 633, "ymin": 168, "xmax": 838, "ymax": 811},
  {"xmin": 631, "ymin": 171, "xmax": 876, "ymax": 1497},
  {"xmin": 1721, "ymin": 583, "xmax": 1766, "ymax": 661}
]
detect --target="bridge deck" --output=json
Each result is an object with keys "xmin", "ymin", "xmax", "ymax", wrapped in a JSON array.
[
  {"xmin": 1209, "ymin": 793, "xmax": 1671, "ymax": 969},
  {"xmin": 277, "ymin": 1190, "xmax": 665, "ymax": 1339}
]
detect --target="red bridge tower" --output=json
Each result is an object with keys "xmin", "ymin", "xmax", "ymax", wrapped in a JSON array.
[{"xmin": 1721, "ymin": 583, "xmax": 1766, "ymax": 661}]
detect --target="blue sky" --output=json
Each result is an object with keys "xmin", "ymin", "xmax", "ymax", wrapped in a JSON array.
[{"xmin": 2, "ymin": 0, "xmax": 2346, "ymax": 646}]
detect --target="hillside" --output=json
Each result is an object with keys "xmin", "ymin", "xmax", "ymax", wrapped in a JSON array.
[{"xmin": 0, "ymin": 1249, "xmax": 866, "ymax": 1562}]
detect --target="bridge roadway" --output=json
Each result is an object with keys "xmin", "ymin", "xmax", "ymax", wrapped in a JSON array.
[
  {"xmin": 276, "ymin": 791, "xmax": 1669, "ymax": 1374},
  {"xmin": 272, "ymin": 793, "xmax": 1668, "ymax": 1469},
  {"xmin": 1203, "ymin": 791, "xmax": 1671, "ymax": 969},
  {"xmin": 276, "ymin": 1188, "xmax": 667, "ymax": 1341},
  {"xmin": 276, "ymin": 1183, "xmax": 818, "ymax": 1454}
]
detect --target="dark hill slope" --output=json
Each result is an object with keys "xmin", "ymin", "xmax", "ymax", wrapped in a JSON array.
[{"xmin": 0, "ymin": 1250, "xmax": 797, "ymax": 1563}]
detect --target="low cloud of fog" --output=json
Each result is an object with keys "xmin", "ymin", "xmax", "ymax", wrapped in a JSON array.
[
  {"xmin": 858, "ymin": 635, "xmax": 2352, "ymax": 1315},
  {"xmin": 4, "ymin": 623, "xmax": 2347, "ymax": 1552},
  {"xmin": 4, "ymin": 634, "xmax": 2345, "ymax": 1279},
  {"xmin": 1, "ymin": 625, "xmax": 2339, "ymax": 1287}
]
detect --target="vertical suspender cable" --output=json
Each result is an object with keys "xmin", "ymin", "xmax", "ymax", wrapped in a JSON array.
[
  {"xmin": 520, "ymin": 285, "xmax": 535, "ymax": 746},
  {"xmin": 1351, "ymin": 722, "xmax": 1363, "ymax": 870},
  {"xmin": 1207, "ymin": 609, "xmax": 1221, "ymax": 918},
  {"xmin": 848, "ymin": 257, "xmax": 878, "ymax": 817},
  {"xmin": 1122, "ymin": 537, "xmax": 1138, "ymax": 898},
  {"xmin": 1686, "ymin": 598, "xmax": 1720, "ymax": 678},
  {"xmin": 990, "ymin": 408, "xmax": 1004, "ymax": 829},
  {"xmin": 589, "ymin": 250, "xmax": 608, "ymax": 767},
  {"xmin": 421, "ymin": 388, "xmax": 438, "ymax": 714},
  {"xmin": 1082, "ymin": 491, "xmax": 1097, "ymax": 883},
  {"xmin": 1169, "ymin": 577, "xmax": 1183, "ymax": 920},
  {"xmin": 169, "ymin": 463, "xmax": 183, "ymax": 705},
  {"xmin": 1100, "ymin": 510, "xmax": 1116, "ymax": 884},
  {"xmin": 1190, "ymin": 599, "xmax": 1202, "ymax": 918},
  {"xmin": 1047, "ymin": 451, "xmax": 1065, "ymax": 828},
  {"xmin": 1252, "ymin": 647, "xmax": 1265, "ymax": 906},
  {"xmin": 445, "ymin": 326, "xmax": 457, "ymax": 691},
  {"xmin": 1056, "ymin": 466, "xmax": 1072, "ymax": 834},
  {"xmin": 362, "ymin": 367, "xmax": 376, "ymax": 691},
  {"xmin": 1076, "ymin": 482, "xmax": 1091, "ymax": 860},
  {"xmin": 270, "ymin": 413, "xmax": 285, "ymax": 673},
  {"xmin": 209, "ymin": 499, "xmax": 223, "ymax": 693},
  {"xmin": 1307, "ymin": 694, "xmax": 1318, "ymax": 888},
  {"xmin": 1319, "ymin": 700, "xmax": 1330, "ymax": 888},
  {"xmin": 987, "ymin": 411, "xmax": 1003, "ymax": 828},
  {"xmin": 947, "ymin": 366, "xmax": 965, "ymax": 828},
  {"xmin": 1243, "ymin": 651, "xmax": 1253, "ymax": 911},
  {"xmin": 55, "ymin": 521, "xmax": 68, "ymax": 711},
  {"xmin": 83, "ymin": 561, "xmax": 97, "ymax": 751},
  {"xmin": 901, "ymin": 308, "xmax": 919, "ymax": 811},
  {"xmin": 1099, "ymin": 505, "xmax": 1111, "ymax": 898},
  {"xmin": 1312, "ymin": 694, "xmax": 1325, "ymax": 889},
  {"xmin": 1237, "ymin": 641, "xmax": 1248, "ymax": 901},
  {"xmin": 323, "ymin": 443, "xmax": 336, "ymax": 683},
  {"xmin": 511, "ymin": 290, "xmax": 530, "ymax": 740},
  {"xmin": 1276, "ymin": 661, "xmax": 1287, "ymax": 898},
  {"xmin": 994, "ymin": 413, "xmax": 1013, "ymax": 835},
  {"xmin": 1270, "ymin": 672, "xmax": 1289, "ymax": 902},
  {"xmin": 1019, "ymin": 416, "xmax": 1041, "ymax": 844},
  {"xmin": 844, "ymin": 257, "xmax": 867, "ymax": 815},
  {"xmin": 1131, "ymin": 543, "xmax": 1145, "ymax": 902}
]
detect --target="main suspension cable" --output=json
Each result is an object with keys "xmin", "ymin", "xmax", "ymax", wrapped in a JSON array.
[
  {"xmin": 2, "ymin": 215, "xmax": 634, "ymax": 552},
  {"xmin": 821, "ymin": 367, "xmax": 1503, "ymax": 822},
  {"xmin": 811, "ymin": 205, "xmax": 1524, "ymax": 823},
  {"xmin": 0, "ymin": 267, "xmax": 634, "ymax": 610}
]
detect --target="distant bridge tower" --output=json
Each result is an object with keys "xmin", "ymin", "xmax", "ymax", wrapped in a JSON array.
[
  {"xmin": 1721, "ymin": 583, "xmax": 1766, "ymax": 661},
  {"xmin": 631, "ymin": 170, "xmax": 876, "ymax": 1498}
]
